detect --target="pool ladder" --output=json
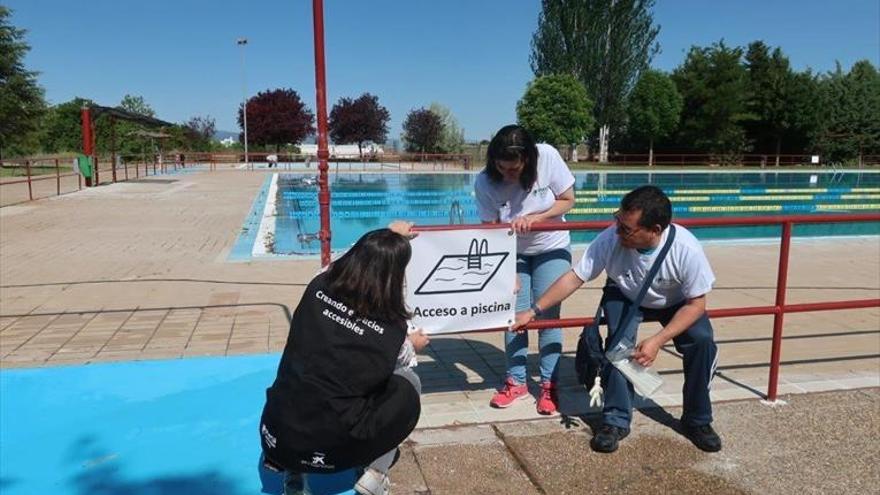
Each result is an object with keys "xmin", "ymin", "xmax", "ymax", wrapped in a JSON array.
[{"xmin": 449, "ymin": 200, "xmax": 464, "ymax": 224}]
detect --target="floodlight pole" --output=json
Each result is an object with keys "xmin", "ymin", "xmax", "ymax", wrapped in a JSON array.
[
  {"xmin": 237, "ymin": 37, "xmax": 250, "ymax": 170},
  {"xmin": 312, "ymin": 0, "xmax": 332, "ymax": 266}
]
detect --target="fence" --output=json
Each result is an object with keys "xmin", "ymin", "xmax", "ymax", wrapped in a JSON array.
[
  {"xmin": 3, "ymin": 150, "xmax": 878, "ymax": 207},
  {"xmin": 414, "ymin": 212, "xmax": 880, "ymax": 402},
  {"xmin": 0, "ymin": 154, "xmax": 196, "ymax": 206}
]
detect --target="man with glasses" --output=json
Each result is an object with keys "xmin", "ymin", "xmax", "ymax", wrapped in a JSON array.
[{"xmin": 513, "ymin": 185, "xmax": 722, "ymax": 453}]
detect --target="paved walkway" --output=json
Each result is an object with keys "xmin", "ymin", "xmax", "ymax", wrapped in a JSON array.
[
  {"xmin": 393, "ymin": 388, "xmax": 879, "ymax": 494},
  {"xmin": 1, "ymin": 169, "xmax": 878, "ymax": 430}
]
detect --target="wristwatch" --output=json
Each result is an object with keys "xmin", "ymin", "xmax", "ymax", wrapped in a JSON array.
[{"xmin": 530, "ymin": 302, "xmax": 544, "ymax": 318}]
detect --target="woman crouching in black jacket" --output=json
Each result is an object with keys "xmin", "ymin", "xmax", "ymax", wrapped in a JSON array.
[{"xmin": 260, "ymin": 222, "xmax": 427, "ymax": 495}]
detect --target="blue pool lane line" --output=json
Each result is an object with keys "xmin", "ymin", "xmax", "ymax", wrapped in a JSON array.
[
  {"xmin": 0, "ymin": 354, "xmax": 283, "ymax": 495},
  {"xmin": 281, "ymin": 186, "xmax": 880, "ymax": 200},
  {"xmin": 228, "ymin": 175, "xmax": 274, "ymax": 261}
]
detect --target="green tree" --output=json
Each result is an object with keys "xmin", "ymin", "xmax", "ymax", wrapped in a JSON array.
[
  {"xmin": 0, "ymin": 6, "xmax": 46, "ymax": 159},
  {"xmin": 672, "ymin": 41, "xmax": 752, "ymax": 161},
  {"xmin": 627, "ymin": 69, "xmax": 682, "ymax": 165},
  {"xmin": 530, "ymin": 0, "xmax": 659, "ymax": 162},
  {"xmin": 182, "ymin": 115, "xmax": 216, "ymax": 151},
  {"xmin": 119, "ymin": 94, "xmax": 155, "ymax": 117},
  {"xmin": 95, "ymin": 94, "xmax": 159, "ymax": 156},
  {"xmin": 41, "ymin": 97, "xmax": 92, "ymax": 153},
  {"xmin": 813, "ymin": 60, "xmax": 880, "ymax": 164},
  {"xmin": 743, "ymin": 42, "xmax": 819, "ymax": 166},
  {"xmin": 428, "ymin": 103, "xmax": 465, "ymax": 154},
  {"xmin": 516, "ymin": 74, "xmax": 594, "ymax": 154}
]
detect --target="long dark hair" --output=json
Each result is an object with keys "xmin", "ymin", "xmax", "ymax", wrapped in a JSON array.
[
  {"xmin": 326, "ymin": 228, "xmax": 412, "ymax": 325},
  {"xmin": 485, "ymin": 124, "xmax": 539, "ymax": 191}
]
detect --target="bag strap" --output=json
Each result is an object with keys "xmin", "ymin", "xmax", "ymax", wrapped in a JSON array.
[
  {"xmin": 632, "ymin": 224, "xmax": 676, "ymax": 309},
  {"xmin": 604, "ymin": 224, "xmax": 677, "ymax": 349}
]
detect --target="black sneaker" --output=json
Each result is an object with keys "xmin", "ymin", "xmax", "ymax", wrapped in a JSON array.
[
  {"xmin": 590, "ymin": 424, "xmax": 630, "ymax": 453},
  {"xmin": 683, "ymin": 423, "xmax": 722, "ymax": 452}
]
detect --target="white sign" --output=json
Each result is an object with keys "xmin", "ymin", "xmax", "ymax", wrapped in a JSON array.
[
  {"xmin": 405, "ymin": 228, "xmax": 516, "ymax": 334},
  {"xmin": 811, "ymin": 155, "xmax": 820, "ymax": 164}
]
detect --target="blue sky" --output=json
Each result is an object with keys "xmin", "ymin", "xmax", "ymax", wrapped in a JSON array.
[{"xmin": 7, "ymin": 0, "xmax": 879, "ymax": 141}]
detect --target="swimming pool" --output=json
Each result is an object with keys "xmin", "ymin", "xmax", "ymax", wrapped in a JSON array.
[{"xmin": 243, "ymin": 170, "xmax": 880, "ymax": 257}]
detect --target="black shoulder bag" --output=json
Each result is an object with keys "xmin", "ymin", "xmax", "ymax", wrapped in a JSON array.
[{"xmin": 574, "ymin": 225, "xmax": 677, "ymax": 404}]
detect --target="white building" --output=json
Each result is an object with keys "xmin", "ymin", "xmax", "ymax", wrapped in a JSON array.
[{"xmin": 298, "ymin": 143, "xmax": 384, "ymax": 159}]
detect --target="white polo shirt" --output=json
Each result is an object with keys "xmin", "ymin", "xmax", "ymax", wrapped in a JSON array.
[
  {"xmin": 573, "ymin": 224, "xmax": 715, "ymax": 309},
  {"xmin": 474, "ymin": 143, "xmax": 576, "ymax": 255}
]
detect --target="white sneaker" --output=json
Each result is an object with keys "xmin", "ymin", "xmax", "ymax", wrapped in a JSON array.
[{"xmin": 354, "ymin": 468, "xmax": 391, "ymax": 495}]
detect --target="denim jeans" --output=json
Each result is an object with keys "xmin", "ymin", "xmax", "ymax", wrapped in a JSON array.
[
  {"xmin": 505, "ymin": 248, "xmax": 571, "ymax": 384},
  {"xmin": 599, "ymin": 285, "xmax": 718, "ymax": 430}
]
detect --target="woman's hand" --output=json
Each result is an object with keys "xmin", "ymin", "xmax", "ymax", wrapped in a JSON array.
[
  {"xmin": 510, "ymin": 310, "xmax": 534, "ymax": 334},
  {"xmin": 388, "ymin": 220, "xmax": 417, "ymax": 239},
  {"xmin": 408, "ymin": 329, "xmax": 430, "ymax": 352},
  {"xmin": 510, "ymin": 215, "xmax": 540, "ymax": 234}
]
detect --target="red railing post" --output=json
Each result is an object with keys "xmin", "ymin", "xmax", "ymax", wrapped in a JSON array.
[
  {"xmin": 55, "ymin": 158, "xmax": 60, "ymax": 196},
  {"xmin": 767, "ymin": 221, "xmax": 793, "ymax": 402},
  {"xmin": 81, "ymin": 106, "xmax": 94, "ymax": 187},
  {"xmin": 25, "ymin": 160, "xmax": 33, "ymax": 200},
  {"xmin": 313, "ymin": 0, "xmax": 332, "ymax": 267}
]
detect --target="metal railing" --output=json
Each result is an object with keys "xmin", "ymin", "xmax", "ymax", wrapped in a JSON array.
[{"xmin": 414, "ymin": 213, "xmax": 880, "ymax": 402}]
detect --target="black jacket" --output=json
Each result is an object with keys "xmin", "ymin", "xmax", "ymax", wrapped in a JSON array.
[{"xmin": 260, "ymin": 272, "xmax": 420, "ymax": 472}]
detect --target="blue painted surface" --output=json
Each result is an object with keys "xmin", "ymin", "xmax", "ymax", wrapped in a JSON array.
[
  {"xmin": 0, "ymin": 354, "xmax": 282, "ymax": 495},
  {"xmin": 228, "ymin": 175, "xmax": 274, "ymax": 262}
]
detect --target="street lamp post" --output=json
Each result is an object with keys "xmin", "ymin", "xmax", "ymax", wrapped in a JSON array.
[{"xmin": 236, "ymin": 37, "xmax": 250, "ymax": 170}]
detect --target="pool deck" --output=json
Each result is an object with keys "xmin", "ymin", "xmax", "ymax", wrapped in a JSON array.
[{"xmin": 1, "ymin": 168, "xmax": 878, "ymax": 493}]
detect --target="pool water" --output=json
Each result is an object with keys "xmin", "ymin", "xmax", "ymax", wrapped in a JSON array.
[{"xmin": 271, "ymin": 171, "xmax": 880, "ymax": 255}]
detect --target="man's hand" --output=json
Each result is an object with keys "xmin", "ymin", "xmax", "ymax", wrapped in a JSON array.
[
  {"xmin": 510, "ymin": 215, "xmax": 539, "ymax": 234},
  {"xmin": 510, "ymin": 310, "xmax": 534, "ymax": 334},
  {"xmin": 633, "ymin": 335, "xmax": 662, "ymax": 367},
  {"xmin": 408, "ymin": 329, "xmax": 430, "ymax": 352}
]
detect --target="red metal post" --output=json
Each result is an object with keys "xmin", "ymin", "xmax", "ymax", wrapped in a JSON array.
[
  {"xmin": 55, "ymin": 158, "xmax": 60, "ymax": 196},
  {"xmin": 767, "ymin": 221, "xmax": 792, "ymax": 402},
  {"xmin": 81, "ymin": 106, "xmax": 93, "ymax": 187},
  {"xmin": 25, "ymin": 160, "xmax": 33, "ymax": 200},
  {"xmin": 313, "ymin": 0, "xmax": 332, "ymax": 267}
]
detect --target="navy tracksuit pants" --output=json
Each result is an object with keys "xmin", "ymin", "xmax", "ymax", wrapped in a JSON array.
[{"xmin": 600, "ymin": 284, "xmax": 718, "ymax": 430}]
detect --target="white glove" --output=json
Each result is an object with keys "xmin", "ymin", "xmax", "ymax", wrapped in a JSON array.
[{"xmin": 588, "ymin": 376, "xmax": 604, "ymax": 408}]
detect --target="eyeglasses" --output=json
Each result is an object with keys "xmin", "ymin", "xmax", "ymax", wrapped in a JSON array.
[{"xmin": 613, "ymin": 210, "xmax": 642, "ymax": 238}]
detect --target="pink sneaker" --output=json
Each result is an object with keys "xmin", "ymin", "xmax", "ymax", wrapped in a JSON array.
[
  {"xmin": 490, "ymin": 377, "xmax": 529, "ymax": 408},
  {"xmin": 536, "ymin": 381, "xmax": 558, "ymax": 415}
]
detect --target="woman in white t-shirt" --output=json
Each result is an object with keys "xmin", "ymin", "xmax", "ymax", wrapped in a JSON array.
[{"xmin": 474, "ymin": 125, "xmax": 576, "ymax": 415}]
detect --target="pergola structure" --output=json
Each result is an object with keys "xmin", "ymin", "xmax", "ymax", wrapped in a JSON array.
[{"xmin": 80, "ymin": 105, "xmax": 173, "ymax": 185}]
